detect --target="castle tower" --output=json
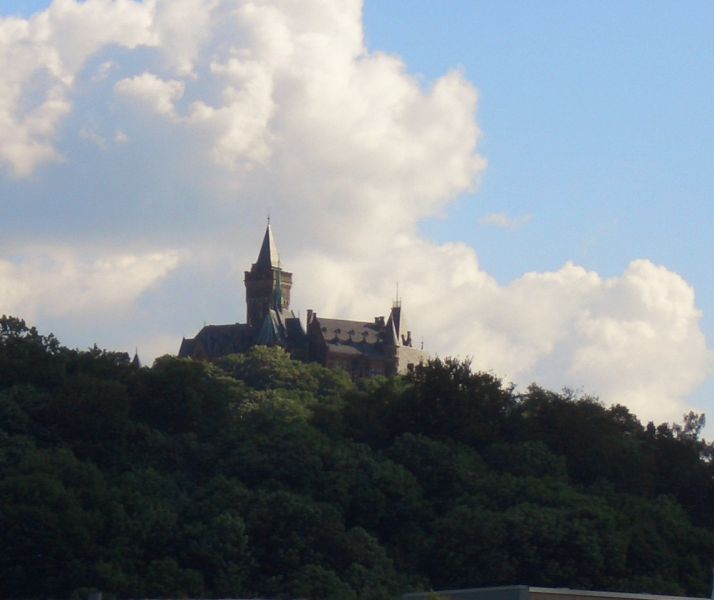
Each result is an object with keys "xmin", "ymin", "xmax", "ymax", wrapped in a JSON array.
[{"xmin": 244, "ymin": 222, "xmax": 293, "ymax": 327}]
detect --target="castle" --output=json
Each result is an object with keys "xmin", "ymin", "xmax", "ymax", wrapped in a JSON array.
[{"xmin": 178, "ymin": 223, "xmax": 428, "ymax": 377}]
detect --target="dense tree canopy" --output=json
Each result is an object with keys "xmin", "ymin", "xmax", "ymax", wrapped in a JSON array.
[{"xmin": 1, "ymin": 315, "xmax": 713, "ymax": 599}]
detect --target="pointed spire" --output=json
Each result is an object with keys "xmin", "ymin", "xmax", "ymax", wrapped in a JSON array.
[
  {"xmin": 255, "ymin": 221, "xmax": 280, "ymax": 269},
  {"xmin": 385, "ymin": 315, "xmax": 399, "ymax": 347}
]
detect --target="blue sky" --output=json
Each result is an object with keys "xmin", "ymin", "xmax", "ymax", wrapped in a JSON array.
[
  {"xmin": 367, "ymin": 1, "xmax": 714, "ymax": 287},
  {"xmin": 363, "ymin": 1, "xmax": 714, "ymax": 424},
  {"xmin": 1, "ymin": 0, "xmax": 712, "ymax": 430},
  {"xmin": 365, "ymin": 1, "xmax": 714, "ymax": 426}
]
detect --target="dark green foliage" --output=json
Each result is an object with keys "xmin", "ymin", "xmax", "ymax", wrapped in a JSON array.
[{"xmin": 1, "ymin": 317, "xmax": 714, "ymax": 598}]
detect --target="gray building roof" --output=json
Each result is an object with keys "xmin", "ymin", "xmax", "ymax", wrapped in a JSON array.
[
  {"xmin": 316, "ymin": 318, "xmax": 384, "ymax": 344},
  {"xmin": 179, "ymin": 323, "xmax": 253, "ymax": 358},
  {"xmin": 403, "ymin": 586, "xmax": 709, "ymax": 600}
]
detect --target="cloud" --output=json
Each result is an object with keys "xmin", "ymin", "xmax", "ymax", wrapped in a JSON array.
[
  {"xmin": 479, "ymin": 212, "xmax": 532, "ymax": 230},
  {"xmin": 150, "ymin": 0, "xmax": 219, "ymax": 76},
  {"xmin": 494, "ymin": 260, "xmax": 711, "ymax": 420},
  {"xmin": 293, "ymin": 243, "xmax": 711, "ymax": 425},
  {"xmin": 0, "ymin": 0, "xmax": 157, "ymax": 175},
  {"xmin": 1, "ymin": 0, "xmax": 711, "ymax": 426},
  {"xmin": 0, "ymin": 248, "xmax": 184, "ymax": 320},
  {"xmin": 115, "ymin": 73, "xmax": 186, "ymax": 118},
  {"xmin": 91, "ymin": 60, "xmax": 118, "ymax": 82},
  {"xmin": 79, "ymin": 127, "xmax": 108, "ymax": 150}
]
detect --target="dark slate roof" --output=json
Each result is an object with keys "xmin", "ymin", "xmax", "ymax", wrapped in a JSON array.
[
  {"xmin": 316, "ymin": 318, "xmax": 384, "ymax": 345},
  {"xmin": 179, "ymin": 310, "xmax": 308, "ymax": 360},
  {"xmin": 312, "ymin": 316, "xmax": 396, "ymax": 360},
  {"xmin": 178, "ymin": 323, "xmax": 253, "ymax": 358},
  {"xmin": 284, "ymin": 315, "xmax": 307, "ymax": 338},
  {"xmin": 387, "ymin": 304, "xmax": 401, "ymax": 337},
  {"xmin": 254, "ymin": 223, "xmax": 280, "ymax": 269}
]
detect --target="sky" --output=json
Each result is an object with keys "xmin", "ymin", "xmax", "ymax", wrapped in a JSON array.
[{"xmin": 1, "ymin": 0, "xmax": 712, "ymax": 432}]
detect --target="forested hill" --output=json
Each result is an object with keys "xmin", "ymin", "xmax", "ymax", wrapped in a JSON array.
[{"xmin": 2, "ymin": 316, "xmax": 714, "ymax": 600}]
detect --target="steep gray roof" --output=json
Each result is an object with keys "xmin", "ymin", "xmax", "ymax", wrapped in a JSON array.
[
  {"xmin": 254, "ymin": 223, "xmax": 280, "ymax": 269},
  {"xmin": 313, "ymin": 316, "xmax": 395, "ymax": 361},
  {"xmin": 316, "ymin": 318, "xmax": 383, "ymax": 345}
]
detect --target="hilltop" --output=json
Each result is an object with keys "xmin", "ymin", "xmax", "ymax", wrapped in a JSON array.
[{"xmin": 1, "ymin": 315, "xmax": 713, "ymax": 599}]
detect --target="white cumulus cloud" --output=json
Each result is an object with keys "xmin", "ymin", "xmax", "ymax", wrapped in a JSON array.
[
  {"xmin": 0, "ymin": 248, "xmax": 184, "ymax": 319},
  {"xmin": 0, "ymin": 0, "xmax": 156, "ymax": 175},
  {"xmin": 115, "ymin": 73, "xmax": 186, "ymax": 118}
]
